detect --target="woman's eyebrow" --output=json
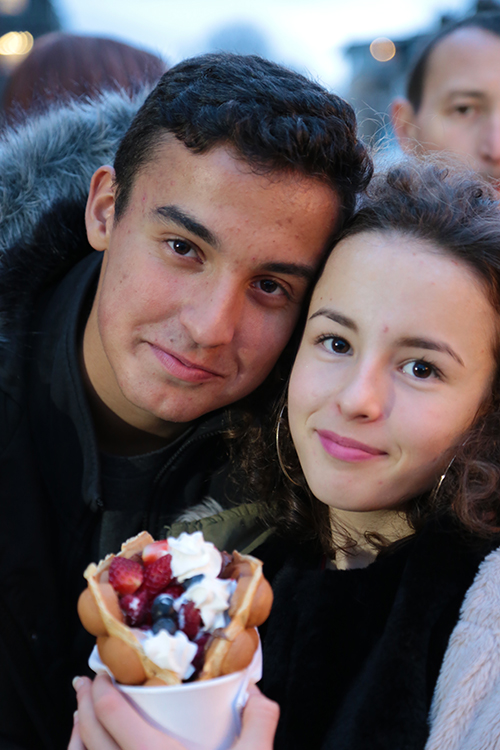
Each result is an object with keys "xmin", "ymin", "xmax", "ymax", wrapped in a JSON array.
[
  {"xmin": 309, "ymin": 310, "xmax": 465, "ymax": 367},
  {"xmin": 309, "ymin": 307, "xmax": 358, "ymax": 332},
  {"xmin": 396, "ymin": 336, "xmax": 464, "ymax": 366}
]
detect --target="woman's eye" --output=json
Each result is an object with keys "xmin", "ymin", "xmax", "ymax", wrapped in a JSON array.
[
  {"xmin": 321, "ymin": 336, "xmax": 351, "ymax": 355},
  {"xmin": 401, "ymin": 360, "xmax": 437, "ymax": 379},
  {"xmin": 167, "ymin": 239, "xmax": 197, "ymax": 257}
]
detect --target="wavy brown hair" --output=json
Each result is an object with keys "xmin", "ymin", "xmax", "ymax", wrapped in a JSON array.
[{"xmin": 232, "ymin": 159, "xmax": 500, "ymax": 556}]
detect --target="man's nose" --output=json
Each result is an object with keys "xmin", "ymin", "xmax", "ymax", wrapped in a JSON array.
[
  {"xmin": 179, "ymin": 277, "xmax": 243, "ymax": 348},
  {"xmin": 336, "ymin": 362, "xmax": 390, "ymax": 422},
  {"xmin": 479, "ymin": 112, "xmax": 500, "ymax": 164}
]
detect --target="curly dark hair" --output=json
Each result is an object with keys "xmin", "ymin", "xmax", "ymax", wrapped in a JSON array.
[
  {"xmin": 113, "ymin": 52, "xmax": 372, "ymax": 225},
  {"xmin": 243, "ymin": 158, "xmax": 500, "ymax": 556}
]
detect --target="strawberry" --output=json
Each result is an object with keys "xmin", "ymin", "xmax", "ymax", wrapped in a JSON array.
[
  {"xmin": 108, "ymin": 557, "xmax": 144, "ymax": 595},
  {"xmin": 142, "ymin": 540, "xmax": 170, "ymax": 566},
  {"xmin": 179, "ymin": 600, "xmax": 202, "ymax": 640},
  {"xmin": 142, "ymin": 554, "xmax": 173, "ymax": 598},
  {"xmin": 120, "ymin": 588, "xmax": 149, "ymax": 627}
]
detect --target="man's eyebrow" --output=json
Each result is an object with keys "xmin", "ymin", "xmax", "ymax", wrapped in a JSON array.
[
  {"xmin": 309, "ymin": 308, "xmax": 358, "ymax": 331},
  {"xmin": 396, "ymin": 337, "xmax": 464, "ymax": 366},
  {"xmin": 156, "ymin": 205, "xmax": 219, "ymax": 248},
  {"xmin": 446, "ymin": 90, "xmax": 485, "ymax": 100},
  {"xmin": 257, "ymin": 261, "xmax": 317, "ymax": 283}
]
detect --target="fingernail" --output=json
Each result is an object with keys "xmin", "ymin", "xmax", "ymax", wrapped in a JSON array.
[
  {"xmin": 72, "ymin": 676, "xmax": 83, "ymax": 690},
  {"xmin": 73, "ymin": 710, "xmax": 79, "ymax": 725}
]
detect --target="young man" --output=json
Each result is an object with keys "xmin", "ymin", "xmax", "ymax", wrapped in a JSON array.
[
  {"xmin": 0, "ymin": 53, "xmax": 371, "ymax": 748},
  {"xmin": 391, "ymin": 12, "xmax": 500, "ymax": 188}
]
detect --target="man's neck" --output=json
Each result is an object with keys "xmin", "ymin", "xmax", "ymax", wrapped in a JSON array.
[{"xmin": 80, "ymin": 356, "xmax": 190, "ymax": 456}]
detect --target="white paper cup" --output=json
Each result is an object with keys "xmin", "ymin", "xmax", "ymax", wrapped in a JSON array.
[{"xmin": 89, "ymin": 638, "xmax": 262, "ymax": 750}]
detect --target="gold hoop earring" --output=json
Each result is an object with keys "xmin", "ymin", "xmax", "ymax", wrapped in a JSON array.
[
  {"xmin": 430, "ymin": 455, "xmax": 456, "ymax": 503},
  {"xmin": 275, "ymin": 404, "xmax": 300, "ymax": 486}
]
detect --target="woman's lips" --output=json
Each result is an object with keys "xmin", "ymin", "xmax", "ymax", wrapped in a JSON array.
[
  {"xmin": 317, "ymin": 430, "xmax": 387, "ymax": 463},
  {"xmin": 149, "ymin": 344, "xmax": 223, "ymax": 384}
]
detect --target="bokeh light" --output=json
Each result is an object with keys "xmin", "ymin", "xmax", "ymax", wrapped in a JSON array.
[
  {"xmin": 0, "ymin": 0, "xmax": 29, "ymax": 15},
  {"xmin": 369, "ymin": 37, "xmax": 396, "ymax": 62},
  {"xmin": 0, "ymin": 30, "xmax": 33, "ymax": 56}
]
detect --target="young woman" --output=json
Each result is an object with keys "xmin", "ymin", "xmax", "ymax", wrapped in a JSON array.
[
  {"xmin": 70, "ymin": 160, "xmax": 500, "ymax": 750},
  {"xmin": 259, "ymin": 160, "xmax": 500, "ymax": 750}
]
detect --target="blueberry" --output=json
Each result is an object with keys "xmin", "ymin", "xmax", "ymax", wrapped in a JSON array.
[
  {"xmin": 151, "ymin": 594, "xmax": 175, "ymax": 622},
  {"xmin": 152, "ymin": 616, "xmax": 177, "ymax": 635},
  {"xmin": 183, "ymin": 574, "xmax": 204, "ymax": 590}
]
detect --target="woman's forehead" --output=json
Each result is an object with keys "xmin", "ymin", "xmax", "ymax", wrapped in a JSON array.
[{"xmin": 309, "ymin": 230, "xmax": 496, "ymax": 350}]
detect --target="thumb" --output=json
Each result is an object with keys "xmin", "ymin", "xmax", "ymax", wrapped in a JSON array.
[{"xmin": 232, "ymin": 685, "xmax": 279, "ymax": 750}]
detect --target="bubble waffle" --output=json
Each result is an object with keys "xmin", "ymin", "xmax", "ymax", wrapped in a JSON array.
[{"xmin": 77, "ymin": 531, "xmax": 273, "ymax": 686}]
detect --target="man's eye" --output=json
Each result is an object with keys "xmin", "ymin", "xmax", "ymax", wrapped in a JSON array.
[
  {"xmin": 453, "ymin": 104, "xmax": 475, "ymax": 116},
  {"xmin": 167, "ymin": 239, "xmax": 197, "ymax": 257},
  {"xmin": 401, "ymin": 360, "xmax": 437, "ymax": 379},
  {"xmin": 257, "ymin": 279, "xmax": 283, "ymax": 295},
  {"xmin": 319, "ymin": 335, "xmax": 351, "ymax": 355}
]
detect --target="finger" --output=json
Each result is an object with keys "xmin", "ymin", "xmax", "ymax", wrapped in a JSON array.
[
  {"xmin": 74, "ymin": 676, "xmax": 120, "ymax": 750},
  {"xmin": 232, "ymin": 685, "xmax": 279, "ymax": 750},
  {"xmin": 91, "ymin": 674, "xmax": 186, "ymax": 750},
  {"xmin": 67, "ymin": 711, "xmax": 86, "ymax": 750}
]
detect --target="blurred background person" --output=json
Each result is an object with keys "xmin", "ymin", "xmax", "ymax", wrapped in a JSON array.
[
  {"xmin": 390, "ymin": 12, "xmax": 500, "ymax": 187},
  {"xmin": 0, "ymin": 0, "xmax": 498, "ymax": 149},
  {"xmin": 2, "ymin": 31, "xmax": 167, "ymax": 125}
]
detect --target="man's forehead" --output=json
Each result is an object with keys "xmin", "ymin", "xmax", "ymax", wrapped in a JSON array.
[
  {"xmin": 422, "ymin": 27, "xmax": 500, "ymax": 103},
  {"xmin": 132, "ymin": 136, "xmax": 337, "ymax": 202}
]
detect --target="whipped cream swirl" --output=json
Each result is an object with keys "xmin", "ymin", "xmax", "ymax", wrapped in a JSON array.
[
  {"xmin": 142, "ymin": 630, "xmax": 198, "ymax": 680},
  {"xmin": 168, "ymin": 531, "xmax": 222, "ymax": 582},
  {"xmin": 176, "ymin": 577, "xmax": 235, "ymax": 630}
]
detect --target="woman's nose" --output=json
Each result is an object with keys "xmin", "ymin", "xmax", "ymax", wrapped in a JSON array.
[{"xmin": 336, "ymin": 363, "xmax": 389, "ymax": 422}]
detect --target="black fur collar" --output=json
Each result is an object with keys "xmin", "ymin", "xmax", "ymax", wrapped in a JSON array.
[{"xmin": 261, "ymin": 518, "xmax": 496, "ymax": 750}]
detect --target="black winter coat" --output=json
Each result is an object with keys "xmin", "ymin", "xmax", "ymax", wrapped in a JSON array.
[
  {"xmin": 0, "ymin": 92, "xmax": 262, "ymax": 749},
  {"xmin": 260, "ymin": 519, "xmax": 498, "ymax": 750}
]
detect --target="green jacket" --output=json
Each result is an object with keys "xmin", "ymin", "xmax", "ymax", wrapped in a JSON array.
[{"xmin": 166, "ymin": 501, "xmax": 275, "ymax": 555}]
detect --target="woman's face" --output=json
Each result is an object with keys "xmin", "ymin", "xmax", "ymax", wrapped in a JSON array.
[{"xmin": 288, "ymin": 231, "xmax": 498, "ymax": 512}]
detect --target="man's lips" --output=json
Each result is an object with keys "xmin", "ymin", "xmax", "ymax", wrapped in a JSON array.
[
  {"xmin": 317, "ymin": 430, "xmax": 387, "ymax": 463},
  {"xmin": 149, "ymin": 344, "xmax": 224, "ymax": 383}
]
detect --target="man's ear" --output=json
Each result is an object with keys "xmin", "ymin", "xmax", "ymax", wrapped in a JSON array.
[
  {"xmin": 85, "ymin": 165, "xmax": 116, "ymax": 252},
  {"xmin": 391, "ymin": 97, "xmax": 421, "ymax": 153}
]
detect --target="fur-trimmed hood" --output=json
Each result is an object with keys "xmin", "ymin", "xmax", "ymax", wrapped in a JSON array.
[
  {"xmin": 0, "ymin": 89, "xmax": 148, "ymax": 347},
  {"xmin": 425, "ymin": 544, "xmax": 500, "ymax": 750}
]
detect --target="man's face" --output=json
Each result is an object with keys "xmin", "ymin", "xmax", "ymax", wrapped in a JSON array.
[
  {"xmin": 392, "ymin": 27, "xmax": 500, "ymax": 186},
  {"xmin": 83, "ymin": 139, "xmax": 340, "ymax": 439}
]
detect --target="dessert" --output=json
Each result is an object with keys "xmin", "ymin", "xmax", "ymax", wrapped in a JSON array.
[{"xmin": 77, "ymin": 530, "xmax": 273, "ymax": 686}]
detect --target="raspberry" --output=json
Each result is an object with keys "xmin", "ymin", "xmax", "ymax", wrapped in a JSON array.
[
  {"xmin": 162, "ymin": 582, "xmax": 184, "ymax": 599},
  {"xmin": 179, "ymin": 600, "xmax": 202, "ymax": 640},
  {"xmin": 120, "ymin": 589, "xmax": 149, "ymax": 627},
  {"xmin": 143, "ymin": 554, "xmax": 173, "ymax": 598},
  {"xmin": 191, "ymin": 631, "xmax": 211, "ymax": 674},
  {"xmin": 109, "ymin": 557, "xmax": 144, "ymax": 596},
  {"xmin": 142, "ymin": 540, "xmax": 170, "ymax": 566}
]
